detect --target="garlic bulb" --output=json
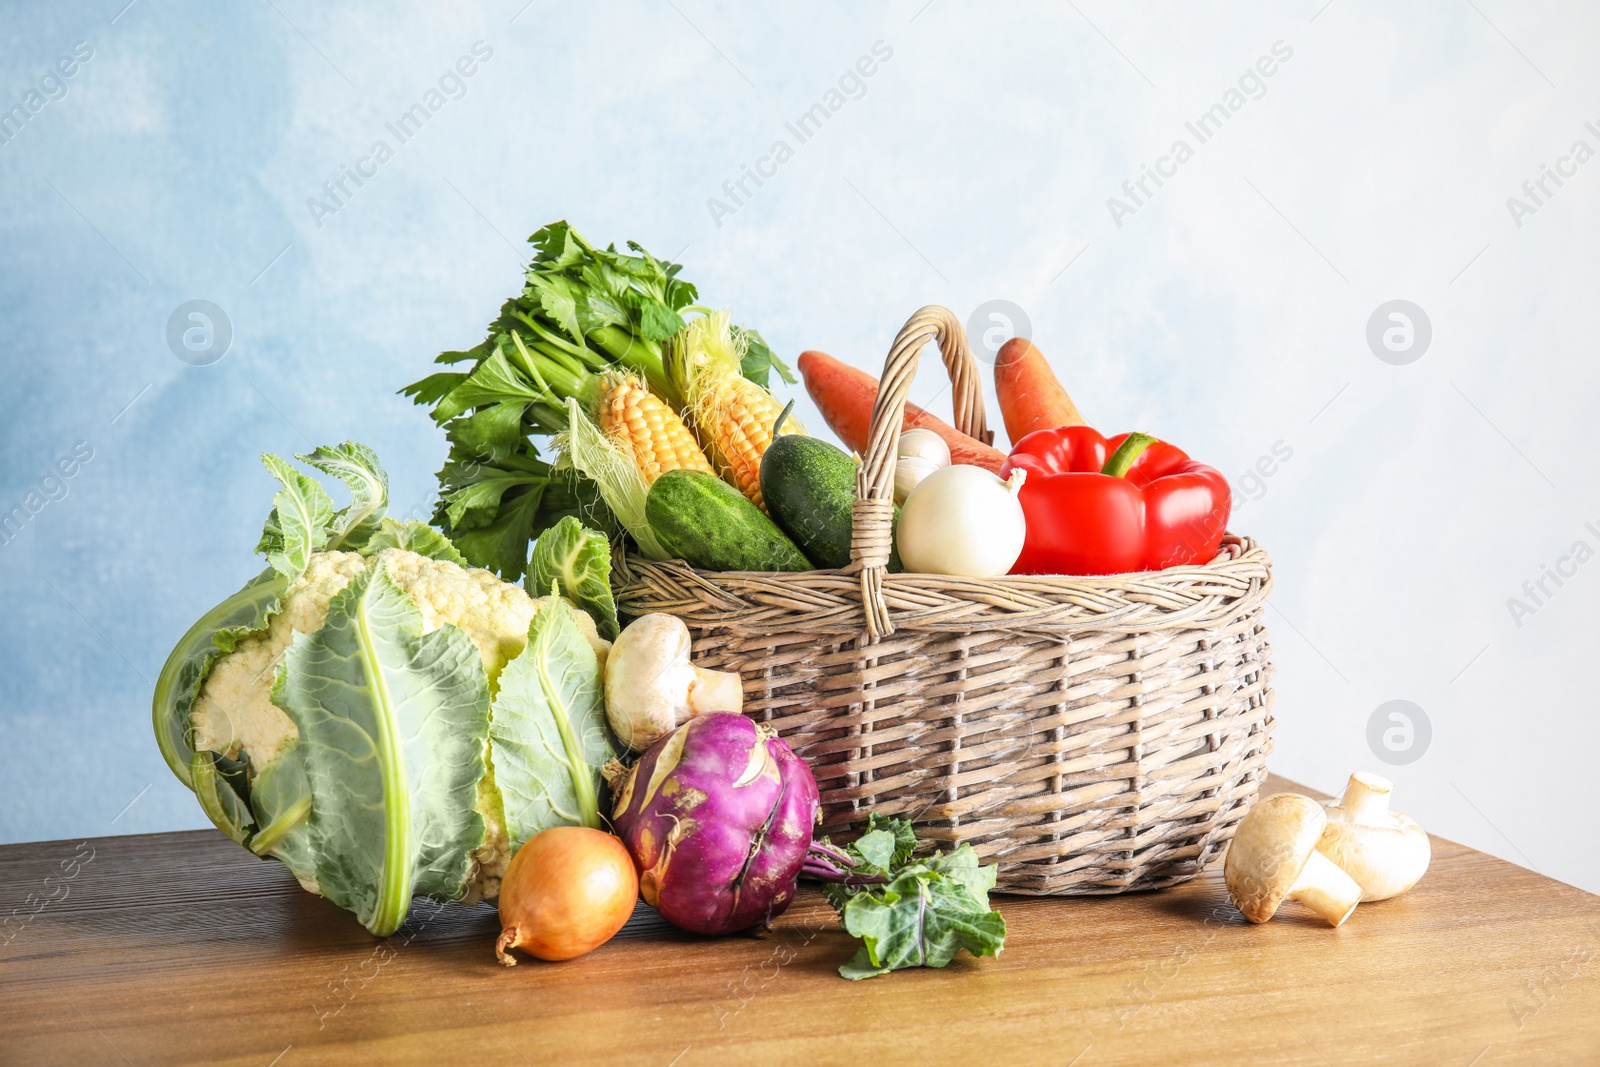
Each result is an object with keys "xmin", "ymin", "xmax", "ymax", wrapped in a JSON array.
[
  {"xmin": 894, "ymin": 456, "xmax": 942, "ymax": 504},
  {"xmin": 893, "ymin": 429, "xmax": 951, "ymax": 504}
]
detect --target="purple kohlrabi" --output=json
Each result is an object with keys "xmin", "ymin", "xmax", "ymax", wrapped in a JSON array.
[{"xmin": 609, "ymin": 712, "xmax": 824, "ymax": 935}]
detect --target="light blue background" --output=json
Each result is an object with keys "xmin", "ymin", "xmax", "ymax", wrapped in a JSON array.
[{"xmin": 3, "ymin": 1, "xmax": 1597, "ymax": 892}]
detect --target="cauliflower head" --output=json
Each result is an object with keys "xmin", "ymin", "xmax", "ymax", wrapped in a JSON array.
[
  {"xmin": 155, "ymin": 444, "xmax": 626, "ymax": 935},
  {"xmin": 191, "ymin": 546, "xmax": 609, "ymax": 901}
]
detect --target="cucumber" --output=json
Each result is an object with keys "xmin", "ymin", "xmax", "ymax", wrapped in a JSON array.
[
  {"xmin": 760, "ymin": 435, "xmax": 902, "ymax": 571},
  {"xmin": 646, "ymin": 470, "xmax": 812, "ymax": 572}
]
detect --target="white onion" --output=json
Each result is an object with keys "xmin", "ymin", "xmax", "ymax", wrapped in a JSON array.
[
  {"xmin": 893, "ymin": 429, "xmax": 951, "ymax": 504},
  {"xmin": 897, "ymin": 464, "xmax": 1027, "ymax": 577}
]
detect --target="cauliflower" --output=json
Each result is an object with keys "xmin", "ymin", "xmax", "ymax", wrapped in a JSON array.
[
  {"xmin": 155, "ymin": 444, "xmax": 625, "ymax": 935},
  {"xmin": 191, "ymin": 546, "xmax": 609, "ymax": 901}
]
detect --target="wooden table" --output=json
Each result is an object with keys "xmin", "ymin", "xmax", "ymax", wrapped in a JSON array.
[{"xmin": 3, "ymin": 776, "xmax": 1597, "ymax": 1066}]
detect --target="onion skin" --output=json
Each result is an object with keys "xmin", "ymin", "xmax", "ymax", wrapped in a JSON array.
[
  {"xmin": 610, "ymin": 713, "xmax": 819, "ymax": 936},
  {"xmin": 495, "ymin": 827, "xmax": 639, "ymax": 965}
]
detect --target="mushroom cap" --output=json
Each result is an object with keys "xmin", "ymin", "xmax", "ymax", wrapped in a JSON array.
[
  {"xmin": 1224, "ymin": 793, "xmax": 1328, "ymax": 923},
  {"xmin": 1319, "ymin": 806, "xmax": 1431, "ymax": 901},
  {"xmin": 604, "ymin": 613, "xmax": 697, "ymax": 751}
]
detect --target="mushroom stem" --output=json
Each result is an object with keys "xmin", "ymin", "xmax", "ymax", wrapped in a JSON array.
[
  {"xmin": 687, "ymin": 665, "xmax": 744, "ymax": 716},
  {"xmin": 1341, "ymin": 771, "xmax": 1394, "ymax": 824},
  {"xmin": 1287, "ymin": 848, "xmax": 1363, "ymax": 927}
]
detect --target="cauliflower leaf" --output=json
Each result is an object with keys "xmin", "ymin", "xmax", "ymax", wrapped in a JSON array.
[
  {"xmin": 246, "ymin": 741, "xmax": 314, "ymax": 878},
  {"xmin": 489, "ymin": 597, "xmax": 617, "ymax": 853},
  {"xmin": 189, "ymin": 750, "xmax": 255, "ymax": 845},
  {"xmin": 273, "ymin": 563, "xmax": 491, "ymax": 937},
  {"xmin": 298, "ymin": 441, "xmax": 389, "ymax": 549},
  {"xmin": 362, "ymin": 518, "xmax": 466, "ymax": 564},
  {"xmin": 255, "ymin": 454, "xmax": 334, "ymax": 582},
  {"xmin": 155, "ymin": 446, "xmax": 393, "ymax": 793},
  {"xmin": 154, "ymin": 568, "xmax": 284, "ymax": 789},
  {"xmin": 526, "ymin": 516, "xmax": 619, "ymax": 639}
]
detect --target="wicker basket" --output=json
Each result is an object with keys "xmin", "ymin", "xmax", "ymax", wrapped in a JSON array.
[{"xmin": 614, "ymin": 305, "xmax": 1275, "ymax": 895}]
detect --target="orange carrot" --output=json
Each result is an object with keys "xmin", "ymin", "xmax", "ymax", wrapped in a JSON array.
[
  {"xmin": 993, "ymin": 338, "xmax": 1085, "ymax": 445},
  {"xmin": 796, "ymin": 350, "xmax": 1007, "ymax": 473}
]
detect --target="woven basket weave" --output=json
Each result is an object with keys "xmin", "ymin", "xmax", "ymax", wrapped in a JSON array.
[{"xmin": 615, "ymin": 305, "xmax": 1275, "ymax": 895}]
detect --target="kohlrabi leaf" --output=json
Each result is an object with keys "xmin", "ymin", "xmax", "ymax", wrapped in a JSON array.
[
  {"xmin": 820, "ymin": 813, "xmax": 922, "ymax": 911},
  {"xmin": 273, "ymin": 564, "xmax": 491, "ymax": 937},
  {"xmin": 152, "ymin": 567, "xmax": 286, "ymax": 789},
  {"xmin": 526, "ymin": 516, "xmax": 619, "ymax": 639},
  {"xmin": 922, "ymin": 843, "xmax": 999, "ymax": 903},
  {"xmin": 296, "ymin": 441, "xmax": 389, "ymax": 551},
  {"xmin": 821, "ymin": 826, "xmax": 1006, "ymax": 981},
  {"xmin": 361, "ymin": 518, "xmax": 467, "ymax": 565},
  {"xmin": 489, "ymin": 597, "xmax": 617, "ymax": 853},
  {"xmin": 256, "ymin": 453, "xmax": 335, "ymax": 581},
  {"xmin": 852, "ymin": 829, "xmax": 899, "ymax": 872},
  {"xmin": 866, "ymin": 813, "xmax": 919, "ymax": 868},
  {"xmin": 837, "ymin": 850, "xmax": 1006, "ymax": 980}
]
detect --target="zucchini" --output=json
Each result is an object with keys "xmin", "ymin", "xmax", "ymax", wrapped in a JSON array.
[
  {"xmin": 646, "ymin": 470, "xmax": 811, "ymax": 572},
  {"xmin": 760, "ymin": 435, "xmax": 902, "ymax": 571}
]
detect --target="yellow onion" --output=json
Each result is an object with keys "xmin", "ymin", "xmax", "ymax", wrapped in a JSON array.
[{"xmin": 495, "ymin": 827, "xmax": 638, "ymax": 964}]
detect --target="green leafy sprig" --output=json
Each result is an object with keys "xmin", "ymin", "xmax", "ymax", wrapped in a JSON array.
[{"xmin": 812, "ymin": 815, "xmax": 1008, "ymax": 981}]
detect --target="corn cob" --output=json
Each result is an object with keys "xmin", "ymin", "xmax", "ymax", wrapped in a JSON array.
[
  {"xmin": 670, "ymin": 311, "xmax": 801, "ymax": 512},
  {"xmin": 693, "ymin": 376, "xmax": 789, "ymax": 510},
  {"xmin": 597, "ymin": 374, "xmax": 716, "ymax": 484}
]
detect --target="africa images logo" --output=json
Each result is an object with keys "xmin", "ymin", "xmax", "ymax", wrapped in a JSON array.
[
  {"xmin": 1106, "ymin": 41, "xmax": 1293, "ymax": 228},
  {"xmin": 166, "ymin": 300, "xmax": 232, "ymax": 366},
  {"xmin": 0, "ymin": 40, "xmax": 94, "ymax": 147},
  {"xmin": 305, "ymin": 42, "xmax": 493, "ymax": 229},
  {"xmin": 706, "ymin": 41, "xmax": 894, "ymax": 228},
  {"xmin": 1504, "ymin": 120, "xmax": 1600, "ymax": 230}
]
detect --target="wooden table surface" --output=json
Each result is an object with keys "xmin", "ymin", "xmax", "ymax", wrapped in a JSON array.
[{"xmin": 3, "ymin": 775, "xmax": 1597, "ymax": 1066}]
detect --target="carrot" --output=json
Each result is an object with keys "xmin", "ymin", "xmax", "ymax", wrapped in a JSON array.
[
  {"xmin": 797, "ymin": 350, "xmax": 1007, "ymax": 473},
  {"xmin": 993, "ymin": 338, "xmax": 1085, "ymax": 445}
]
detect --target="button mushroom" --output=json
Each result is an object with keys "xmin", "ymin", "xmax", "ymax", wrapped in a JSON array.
[
  {"xmin": 1224, "ymin": 792, "xmax": 1363, "ymax": 927},
  {"xmin": 603, "ymin": 613, "xmax": 743, "ymax": 753},
  {"xmin": 1316, "ymin": 771, "xmax": 1431, "ymax": 901}
]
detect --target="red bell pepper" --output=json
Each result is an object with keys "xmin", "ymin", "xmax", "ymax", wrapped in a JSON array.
[{"xmin": 1000, "ymin": 426, "xmax": 1232, "ymax": 576}]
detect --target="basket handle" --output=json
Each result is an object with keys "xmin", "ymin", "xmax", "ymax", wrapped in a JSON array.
[{"xmin": 849, "ymin": 305, "xmax": 992, "ymax": 638}]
